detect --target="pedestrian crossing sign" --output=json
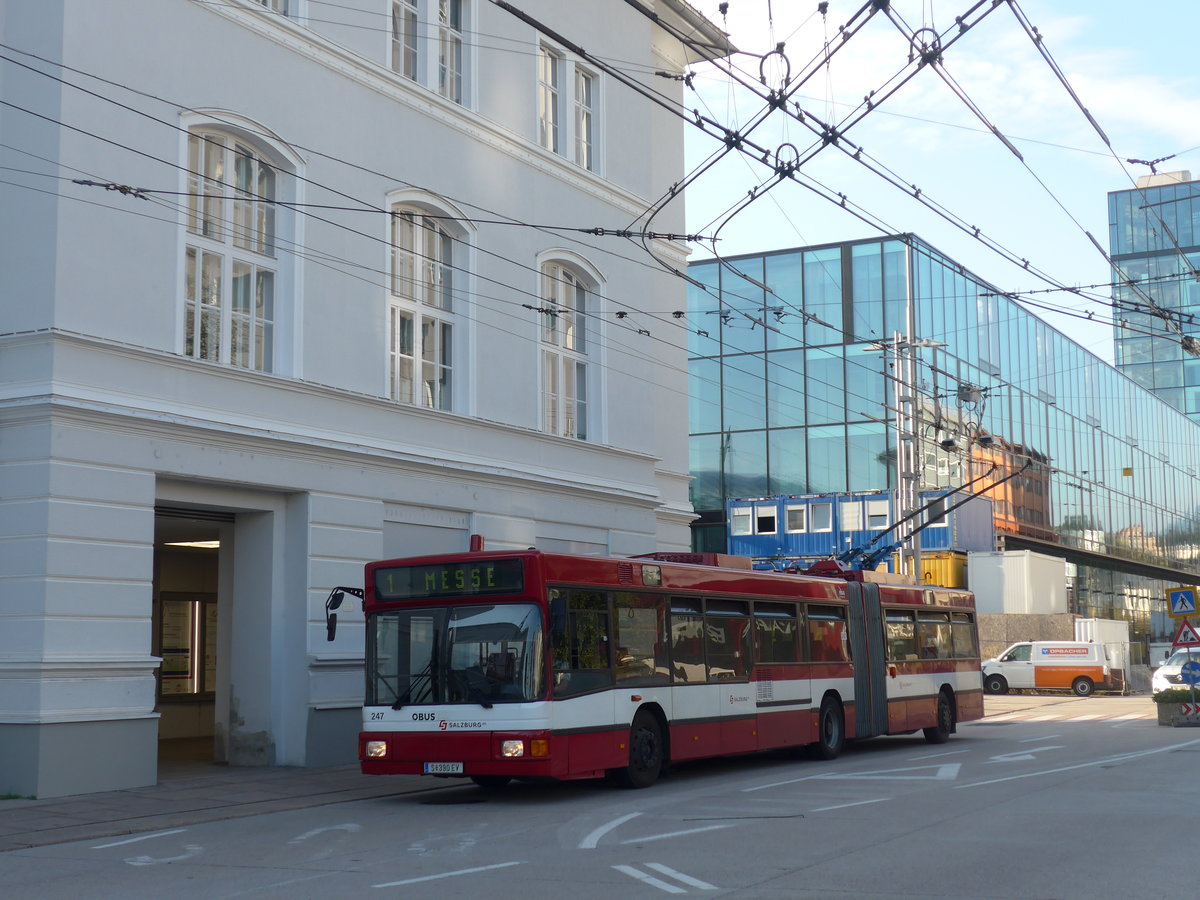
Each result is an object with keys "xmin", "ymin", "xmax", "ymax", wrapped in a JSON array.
[
  {"xmin": 1167, "ymin": 586, "xmax": 1199, "ymax": 619},
  {"xmin": 1172, "ymin": 619, "xmax": 1200, "ymax": 649}
]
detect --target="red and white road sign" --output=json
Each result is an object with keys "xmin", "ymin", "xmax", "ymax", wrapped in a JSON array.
[
  {"xmin": 1171, "ymin": 619, "xmax": 1200, "ymax": 649},
  {"xmin": 1181, "ymin": 703, "xmax": 1200, "ymax": 716}
]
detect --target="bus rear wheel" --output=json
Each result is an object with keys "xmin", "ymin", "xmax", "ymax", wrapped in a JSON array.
[
  {"xmin": 923, "ymin": 692, "xmax": 954, "ymax": 744},
  {"xmin": 613, "ymin": 710, "xmax": 664, "ymax": 789},
  {"xmin": 1072, "ymin": 676, "xmax": 1094, "ymax": 697},
  {"xmin": 807, "ymin": 696, "xmax": 845, "ymax": 760}
]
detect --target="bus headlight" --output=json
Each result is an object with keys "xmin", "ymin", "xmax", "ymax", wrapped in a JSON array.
[
  {"xmin": 365, "ymin": 740, "xmax": 388, "ymax": 758},
  {"xmin": 501, "ymin": 740, "xmax": 525, "ymax": 757}
]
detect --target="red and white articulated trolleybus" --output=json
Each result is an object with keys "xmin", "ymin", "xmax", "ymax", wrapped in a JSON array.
[{"xmin": 331, "ymin": 549, "xmax": 983, "ymax": 789}]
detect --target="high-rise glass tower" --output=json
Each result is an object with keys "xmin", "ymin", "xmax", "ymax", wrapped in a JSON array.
[{"xmin": 1110, "ymin": 171, "xmax": 1200, "ymax": 421}]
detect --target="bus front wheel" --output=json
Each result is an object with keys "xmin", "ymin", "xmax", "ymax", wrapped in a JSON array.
[
  {"xmin": 807, "ymin": 696, "xmax": 845, "ymax": 760},
  {"xmin": 614, "ymin": 710, "xmax": 664, "ymax": 789}
]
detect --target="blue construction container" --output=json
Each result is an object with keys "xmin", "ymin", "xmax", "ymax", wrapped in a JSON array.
[{"xmin": 726, "ymin": 490, "xmax": 994, "ymax": 571}]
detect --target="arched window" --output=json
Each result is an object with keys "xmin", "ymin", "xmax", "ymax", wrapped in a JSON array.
[
  {"xmin": 388, "ymin": 204, "xmax": 464, "ymax": 410},
  {"xmin": 540, "ymin": 260, "xmax": 596, "ymax": 440},
  {"xmin": 182, "ymin": 129, "xmax": 288, "ymax": 372}
]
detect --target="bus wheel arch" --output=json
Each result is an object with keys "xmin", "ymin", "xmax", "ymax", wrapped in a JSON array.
[
  {"xmin": 612, "ymin": 705, "xmax": 668, "ymax": 789},
  {"xmin": 807, "ymin": 692, "xmax": 845, "ymax": 760},
  {"xmin": 923, "ymin": 688, "xmax": 955, "ymax": 744}
]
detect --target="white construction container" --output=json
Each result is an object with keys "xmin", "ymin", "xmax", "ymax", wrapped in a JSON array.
[{"xmin": 968, "ymin": 550, "xmax": 1067, "ymax": 615}]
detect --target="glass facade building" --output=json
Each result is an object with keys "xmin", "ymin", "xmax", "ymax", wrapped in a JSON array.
[
  {"xmin": 688, "ymin": 235, "xmax": 1200, "ymax": 649},
  {"xmin": 1110, "ymin": 171, "xmax": 1200, "ymax": 421}
]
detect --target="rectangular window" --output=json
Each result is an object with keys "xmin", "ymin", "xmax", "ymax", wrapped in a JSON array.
[
  {"xmin": 754, "ymin": 603, "xmax": 799, "ymax": 664},
  {"xmin": 951, "ymin": 612, "xmax": 978, "ymax": 659},
  {"xmin": 754, "ymin": 504, "xmax": 777, "ymax": 534},
  {"xmin": 670, "ymin": 600, "xmax": 705, "ymax": 684},
  {"xmin": 538, "ymin": 46, "xmax": 561, "ymax": 153},
  {"xmin": 867, "ymin": 499, "xmax": 889, "ymax": 530},
  {"xmin": 540, "ymin": 263, "xmax": 590, "ymax": 439},
  {"xmin": 389, "ymin": 208, "xmax": 457, "ymax": 409},
  {"xmin": 730, "ymin": 507, "xmax": 752, "ymax": 536},
  {"xmin": 391, "ymin": 1, "xmax": 418, "ymax": 80},
  {"xmin": 785, "ymin": 504, "xmax": 807, "ymax": 533},
  {"xmin": 184, "ymin": 247, "xmax": 223, "ymax": 362},
  {"xmin": 886, "ymin": 610, "xmax": 917, "ymax": 661},
  {"xmin": 438, "ymin": 0, "xmax": 464, "ymax": 103},
  {"xmin": 810, "ymin": 502, "xmax": 833, "ymax": 532},
  {"xmin": 389, "ymin": 308, "xmax": 414, "ymax": 402},
  {"xmin": 840, "ymin": 500, "xmax": 862, "ymax": 531},
  {"xmin": 705, "ymin": 605, "xmax": 751, "ymax": 681},
  {"xmin": 256, "ymin": 0, "xmax": 288, "ymax": 13},
  {"xmin": 807, "ymin": 605, "xmax": 849, "ymax": 662},
  {"xmin": 613, "ymin": 593, "xmax": 668, "ymax": 685},
  {"xmin": 230, "ymin": 262, "xmax": 274, "ymax": 372},
  {"xmin": 917, "ymin": 612, "xmax": 952, "ymax": 659},
  {"xmin": 574, "ymin": 69, "xmax": 594, "ymax": 170}
]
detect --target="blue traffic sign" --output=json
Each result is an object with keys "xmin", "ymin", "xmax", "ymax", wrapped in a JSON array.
[
  {"xmin": 1181, "ymin": 660, "xmax": 1200, "ymax": 686},
  {"xmin": 1167, "ymin": 587, "xmax": 1199, "ymax": 619}
]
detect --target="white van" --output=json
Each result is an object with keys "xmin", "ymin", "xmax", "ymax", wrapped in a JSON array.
[{"xmin": 982, "ymin": 641, "xmax": 1109, "ymax": 696}]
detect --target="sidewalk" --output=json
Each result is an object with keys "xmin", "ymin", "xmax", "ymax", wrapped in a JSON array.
[{"xmin": 0, "ymin": 760, "xmax": 435, "ymax": 853}]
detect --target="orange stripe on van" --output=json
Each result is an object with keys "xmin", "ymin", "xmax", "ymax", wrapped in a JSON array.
[{"xmin": 1034, "ymin": 665, "xmax": 1105, "ymax": 689}]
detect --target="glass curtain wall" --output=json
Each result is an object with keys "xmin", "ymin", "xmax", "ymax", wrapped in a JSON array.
[{"xmin": 689, "ymin": 235, "xmax": 1200, "ymax": 644}]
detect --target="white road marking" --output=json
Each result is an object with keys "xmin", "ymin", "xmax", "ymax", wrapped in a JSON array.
[
  {"xmin": 988, "ymin": 745, "xmax": 1064, "ymax": 763},
  {"xmin": 124, "ymin": 844, "xmax": 203, "ymax": 866},
  {"xmin": 373, "ymin": 861, "xmax": 521, "ymax": 887},
  {"xmin": 811, "ymin": 798, "xmax": 889, "ymax": 812},
  {"xmin": 1028, "ymin": 715, "xmax": 1061, "ymax": 721},
  {"xmin": 92, "ymin": 829, "xmax": 187, "ymax": 849},
  {"xmin": 288, "ymin": 823, "xmax": 362, "ymax": 844},
  {"xmin": 1070, "ymin": 714, "xmax": 1104, "ymax": 721},
  {"xmin": 620, "ymin": 824, "xmax": 734, "ymax": 844},
  {"xmin": 646, "ymin": 863, "xmax": 719, "ymax": 890},
  {"xmin": 1021, "ymin": 734, "xmax": 1059, "ymax": 742},
  {"xmin": 908, "ymin": 749, "xmax": 969, "ymax": 760},
  {"xmin": 614, "ymin": 864, "xmax": 687, "ymax": 894},
  {"xmin": 579, "ymin": 812, "xmax": 642, "ymax": 849},
  {"xmin": 815, "ymin": 763, "xmax": 961, "ymax": 781},
  {"xmin": 960, "ymin": 738, "xmax": 1200, "ymax": 789}
]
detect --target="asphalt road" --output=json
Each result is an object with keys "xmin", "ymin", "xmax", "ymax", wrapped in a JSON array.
[{"xmin": 4, "ymin": 694, "xmax": 1194, "ymax": 900}]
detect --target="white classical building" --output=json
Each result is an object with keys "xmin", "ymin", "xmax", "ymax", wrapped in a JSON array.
[{"xmin": 0, "ymin": 0, "xmax": 727, "ymax": 797}]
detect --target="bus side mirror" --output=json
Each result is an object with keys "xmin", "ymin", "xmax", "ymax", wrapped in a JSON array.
[{"xmin": 324, "ymin": 587, "xmax": 362, "ymax": 642}]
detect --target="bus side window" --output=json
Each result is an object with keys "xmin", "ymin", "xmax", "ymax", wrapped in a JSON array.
[
  {"xmin": 551, "ymin": 589, "xmax": 614, "ymax": 697},
  {"xmin": 951, "ymin": 613, "xmax": 977, "ymax": 658},
  {"xmin": 670, "ymin": 599, "xmax": 705, "ymax": 683},
  {"xmin": 753, "ymin": 602, "xmax": 799, "ymax": 664},
  {"xmin": 885, "ymin": 610, "xmax": 917, "ymax": 660},
  {"xmin": 807, "ymin": 605, "xmax": 850, "ymax": 663}
]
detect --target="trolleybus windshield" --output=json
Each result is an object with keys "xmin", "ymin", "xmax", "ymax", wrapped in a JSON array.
[{"xmin": 367, "ymin": 603, "xmax": 545, "ymax": 708}]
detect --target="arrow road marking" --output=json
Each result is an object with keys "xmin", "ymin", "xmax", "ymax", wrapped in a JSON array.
[
  {"xmin": 124, "ymin": 844, "xmax": 203, "ymax": 867},
  {"xmin": 988, "ymin": 745, "xmax": 1063, "ymax": 763}
]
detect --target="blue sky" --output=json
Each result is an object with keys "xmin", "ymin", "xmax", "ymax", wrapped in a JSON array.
[{"xmin": 683, "ymin": 0, "xmax": 1200, "ymax": 363}]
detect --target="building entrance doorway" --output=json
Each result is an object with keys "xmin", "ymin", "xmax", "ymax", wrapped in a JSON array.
[{"xmin": 153, "ymin": 507, "xmax": 231, "ymax": 777}]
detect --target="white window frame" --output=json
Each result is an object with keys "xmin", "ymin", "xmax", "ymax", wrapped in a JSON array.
[
  {"xmin": 866, "ymin": 499, "xmax": 890, "ymax": 530},
  {"xmin": 574, "ymin": 65, "xmax": 596, "ymax": 171},
  {"xmin": 182, "ymin": 129, "xmax": 283, "ymax": 373},
  {"xmin": 390, "ymin": 0, "xmax": 419, "ymax": 81},
  {"xmin": 437, "ymin": 0, "xmax": 465, "ymax": 103},
  {"xmin": 785, "ymin": 504, "xmax": 807, "ymax": 533},
  {"xmin": 811, "ymin": 502, "xmax": 834, "ymax": 533},
  {"xmin": 839, "ymin": 500, "xmax": 863, "ymax": 531},
  {"xmin": 540, "ymin": 255, "xmax": 604, "ymax": 441},
  {"xmin": 755, "ymin": 504, "xmax": 778, "ymax": 535},
  {"xmin": 537, "ymin": 42, "xmax": 601, "ymax": 173},
  {"xmin": 387, "ymin": 0, "xmax": 470, "ymax": 107},
  {"xmin": 730, "ymin": 507, "xmax": 753, "ymax": 536},
  {"xmin": 388, "ymin": 203, "xmax": 463, "ymax": 411}
]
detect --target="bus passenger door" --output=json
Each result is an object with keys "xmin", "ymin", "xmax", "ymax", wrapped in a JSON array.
[{"xmin": 847, "ymin": 584, "xmax": 888, "ymax": 739}]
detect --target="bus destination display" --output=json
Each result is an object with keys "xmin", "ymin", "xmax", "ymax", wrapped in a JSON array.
[{"xmin": 374, "ymin": 558, "xmax": 524, "ymax": 601}]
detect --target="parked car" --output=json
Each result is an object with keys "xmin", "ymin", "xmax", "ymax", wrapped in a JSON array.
[{"xmin": 1152, "ymin": 648, "xmax": 1200, "ymax": 695}]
